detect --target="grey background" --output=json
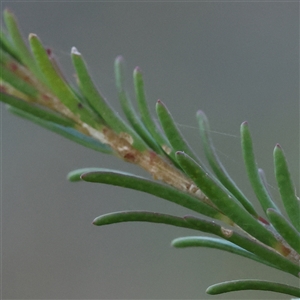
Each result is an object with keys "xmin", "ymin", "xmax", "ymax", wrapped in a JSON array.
[{"xmin": 1, "ymin": 1, "xmax": 299, "ymax": 299}]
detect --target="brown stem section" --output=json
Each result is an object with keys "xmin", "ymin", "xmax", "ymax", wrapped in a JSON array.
[{"xmin": 101, "ymin": 127, "xmax": 213, "ymax": 206}]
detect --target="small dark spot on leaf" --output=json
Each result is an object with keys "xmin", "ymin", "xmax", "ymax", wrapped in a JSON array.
[
  {"xmin": 42, "ymin": 93, "xmax": 51, "ymax": 101},
  {"xmin": 9, "ymin": 62, "xmax": 18, "ymax": 71},
  {"xmin": 124, "ymin": 152, "xmax": 136, "ymax": 162},
  {"xmin": 0, "ymin": 85, "xmax": 7, "ymax": 93}
]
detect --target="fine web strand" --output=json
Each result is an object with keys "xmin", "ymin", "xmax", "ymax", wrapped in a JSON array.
[{"xmin": 166, "ymin": 120, "xmax": 278, "ymax": 192}]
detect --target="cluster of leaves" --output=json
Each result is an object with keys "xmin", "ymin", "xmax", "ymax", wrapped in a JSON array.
[{"xmin": 1, "ymin": 9, "xmax": 299, "ymax": 298}]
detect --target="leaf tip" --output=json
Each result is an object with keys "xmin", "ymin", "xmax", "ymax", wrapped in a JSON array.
[
  {"xmin": 28, "ymin": 33, "xmax": 37, "ymax": 39},
  {"xmin": 71, "ymin": 46, "xmax": 80, "ymax": 55},
  {"xmin": 274, "ymin": 143, "xmax": 282, "ymax": 150},
  {"xmin": 175, "ymin": 150, "xmax": 184, "ymax": 156},
  {"xmin": 115, "ymin": 55, "xmax": 124, "ymax": 63},
  {"xmin": 196, "ymin": 110, "xmax": 208, "ymax": 122},
  {"xmin": 156, "ymin": 99, "xmax": 164, "ymax": 107},
  {"xmin": 266, "ymin": 207, "xmax": 275, "ymax": 214},
  {"xmin": 134, "ymin": 66, "xmax": 142, "ymax": 75},
  {"xmin": 4, "ymin": 7, "xmax": 13, "ymax": 15},
  {"xmin": 205, "ymin": 286, "xmax": 214, "ymax": 295}
]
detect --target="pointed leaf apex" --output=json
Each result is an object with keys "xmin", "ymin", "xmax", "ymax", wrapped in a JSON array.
[
  {"xmin": 115, "ymin": 55, "xmax": 124, "ymax": 63},
  {"xmin": 241, "ymin": 121, "xmax": 248, "ymax": 126},
  {"xmin": 28, "ymin": 33, "xmax": 37, "ymax": 39},
  {"xmin": 197, "ymin": 110, "xmax": 209, "ymax": 123},
  {"xmin": 175, "ymin": 151, "xmax": 184, "ymax": 156},
  {"xmin": 4, "ymin": 8, "xmax": 14, "ymax": 16},
  {"xmin": 4, "ymin": 7, "xmax": 12, "ymax": 12},
  {"xmin": 134, "ymin": 66, "xmax": 142, "ymax": 74},
  {"xmin": 71, "ymin": 46, "xmax": 80, "ymax": 55}
]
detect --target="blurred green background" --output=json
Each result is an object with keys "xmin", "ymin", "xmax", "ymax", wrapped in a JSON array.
[{"xmin": 2, "ymin": 1, "xmax": 299, "ymax": 299}]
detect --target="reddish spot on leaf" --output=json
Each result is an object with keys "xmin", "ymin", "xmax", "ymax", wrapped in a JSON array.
[
  {"xmin": 258, "ymin": 216, "xmax": 270, "ymax": 225},
  {"xmin": 124, "ymin": 152, "xmax": 136, "ymax": 162},
  {"xmin": 42, "ymin": 93, "xmax": 51, "ymax": 101},
  {"xmin": 0, "ymin": 85, "xmax": 8, "ymax": 93},
  {"xmin": 9, "ymin": 62, "xmax": 18, "ymax": 72},
  {"xmin": 149, "ymin": 151, "xmax": 157, "ymax": 163}
]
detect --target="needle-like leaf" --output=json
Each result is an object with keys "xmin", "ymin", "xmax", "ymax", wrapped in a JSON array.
[
  {"xmin": 93, "ymin": 210, "xmax": 197, "ymax": 230},
  {"xmin": 0, "ymin": 29, "xmax": 21, "ymax": 62},
  {"xmin": 175, "ymin": 151, "xmax": 285, "ymax": 252},
  {"xmin": 71, "ymin": 48, "xmax": 147, "ymax": 152},
  {"xmin": 133, "ymin": 67, "xmax": 173, "ymax": 156},
  {"xmin": 7, "ymin": 106, "xmax": 113, "ymax": 154},
  {"xmin": 156, "ymin": 100, "xmax": 201, "ymax": 164},
  {"xmin": 3, "ymin": 9, "xmax": 40, "ymax": 77},
  {"xmin": 274, "ymin": 144, "xmax": 300, "ymax": 232},
  {"xmin": 184, "ymin": 215, "xmax": 300, "ymax": 277},
  {"xmin": 172, "ymin": 236, "xmax": 280, "ymax": 270},
  {"xmin": 241, "ymin": 122, "xmax": 280, "ymax": 213},
  {"xmin": 1, "ymin": 93, "xmax": 74, "ymax": 126},
  {"xmin": 206, "ymin": 280, "xmax": 300, "ymax": 297},
  {"xmin": 1, "ymin": 66, "xmax": 38, "ymax": 98},
  {"xmin": 267, "ymin": 208, "xmax": 300, "ymax": 254},
  {"xmin": 114, "ymin": 56, "xmax": 162, "ymax": 153},
  {"xmin": 78, "ymin": 169, "xmax": 229, "ymax": 221},
  {"xmin": 29, "ymin": 34, "xmax": 100, "ymax": 129},
  {"xmin": 197, "ymin": 111, "xmax": 258, "ymax": 218}
]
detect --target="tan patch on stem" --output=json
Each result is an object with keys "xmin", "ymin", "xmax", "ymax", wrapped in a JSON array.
[
  {"xmin": 90, "ymin": 126, "xmax": 214, "ymax": 205},
  {"xmin": 221, "ymin": 227, "xmax": 233, "ymax": 238}
]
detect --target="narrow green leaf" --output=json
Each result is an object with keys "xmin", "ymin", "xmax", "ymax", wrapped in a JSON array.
[
  {"xmin": 274, "ymin": 144, "xmax": 300, "ymax": 232},
  {"xmin": 1, "ymin": 93, "xmax": 74, "ymax": 127},
  {"xmin": 67, "ymin": 168, "xmax": 116, "ymax": 182},
  {"xmin": 133, "ymin": 67, "xmax": 172, "ymax": 155},
  {"xmin": 197, "ymin": 111, "xmax": 258, "ymax": 218},
  {"xmin": 79, "ymin": 169, "xmax": 227, "ymax": 221},
  {"xmin": 7, "ymin": 106, "xmax": 113, "ymax": 154},
  {"xmin": 3, "ymin": 9, "xmax": 40, "ymax": 77},
  {"xmin": 241, "ymin": 122, "xmax": 280, "ymax": 213},
  {"xmin": 0, "ymin": 29, "xmax": 21, "ymax": 62},
  {"xmin": 206, "ymin": 280, "xmax": 300, "ymax": 297},
  {"xmin": 175, "ymin": 151, "xmax": 282, "ymax": 250},
  {"xmin": 114, "ymin": 56, "xmax": 162, "ymax": 153},
  {"xmin": 184, "ymin": 215, "xmax": 300, "ymax": 277},
  {"xmin": 1, "ymin": 66, "xmax": 38, "ymax": 98},
  {"xmin": 172, "ymin": 236, "xmax": 280, "ymax": 271},
  {"xmin": 29, "ymin": 34, "xmax": 100, "ymax": 129},
  {"xmin": 267, "ymin": 208, "xmax": 300, "ymax": 254},
  {"xmin": 93, "ymin": 210, "xmax": 196, "ymax": 230},
  {"xmin": 71, "ymin": 48, "xmax": 147, "ymax": 152},
  {"xmin": 258, "ymin": 168, "xmax": 273, "ymax": 196},
  {"xmin": 156, "ymin": 100, "xmax": 201, "ymax": 163}
]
